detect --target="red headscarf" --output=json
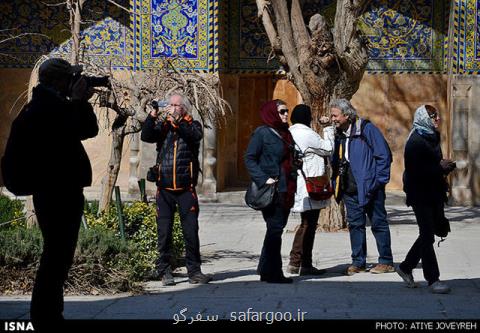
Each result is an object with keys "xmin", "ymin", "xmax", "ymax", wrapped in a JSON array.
[{"xmin": 259, "ymin": 100, "xmax": 296, "ymax": 209}]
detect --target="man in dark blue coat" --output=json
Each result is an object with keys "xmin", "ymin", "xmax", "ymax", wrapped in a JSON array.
[{"xmin": 330, "ymin": 99, "xmax": 394, "ymax": 276}]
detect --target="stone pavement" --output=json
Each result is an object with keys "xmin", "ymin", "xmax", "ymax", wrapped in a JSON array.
[{"xmin": 1, "ymin": 203, "xmax": 480, "ymax": 323}]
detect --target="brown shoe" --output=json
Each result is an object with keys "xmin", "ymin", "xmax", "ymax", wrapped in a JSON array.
[
  {"xmin": 346, "ymin": 265, "xmax": 366, "ymax": 276},
  {"xmin": 370, "ymin": 264, "xmax": 395, "ymax": 274},
  {"xmin": 286, "ymin": 264, "xmax": 300, "ymax": 274}
]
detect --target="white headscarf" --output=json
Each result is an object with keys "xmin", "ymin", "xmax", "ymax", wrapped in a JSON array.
[{"xmin": 407, "ymin": 105, "xmax": 436, "ymax": 140}]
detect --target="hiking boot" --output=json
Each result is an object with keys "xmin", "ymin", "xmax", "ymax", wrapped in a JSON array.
[
  {"xmin": 346, "ymin": 265, "xmax": 366, "ymax": 276},
  {"xmin": 188, "ymin": 272, "xmax": 212, "ymax": 284},
  {"xmin": 430, "ymin": 281, "xmax": 451, "ymax": 294},
  {"xmin": 396, "ymin": 266, "xmax": 416, "ymax": 288},
  {"xmin": 161, "ymin": 270, "xmax": 175, "ymax": 286},
  {"xmin": 299, "ymin": 266, "xmax": 327, "ymax": 276},
  {"xmin": 370, "ymin": 264, "xmax": 395, "ymax": 274},
  {"xmin": 286, "ymin": 264, "xmax": 300, "ymax": 274}
]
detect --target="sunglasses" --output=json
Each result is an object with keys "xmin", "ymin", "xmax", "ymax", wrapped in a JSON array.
[
  {"xmin": 428, "ymin": 112, "xmax": 439, "ymax": 120},
  {"xmin": 278, "ymin": 109, "xmax": 289, "ymax": 115}
]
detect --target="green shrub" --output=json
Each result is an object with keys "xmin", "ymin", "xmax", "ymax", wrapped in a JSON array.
[
  {"xmin": 0, "ymin": 226, "xmax": 42, "ymax": 267},
  {"xmin": 85, "ymin": 201, "xmax": 185, "ymax": 277},
  {"xmin": 0, "ymin": 200, "xmax": 186, "ymax": 294},
  {"xmin": 0, "ymin": 195, "xmax": 25, "ymax": 228}
]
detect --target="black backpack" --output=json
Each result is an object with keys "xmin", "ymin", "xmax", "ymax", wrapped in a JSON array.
[{"xmin": 1, "ymin": 108, "xmax": 34, "ymax": 195}]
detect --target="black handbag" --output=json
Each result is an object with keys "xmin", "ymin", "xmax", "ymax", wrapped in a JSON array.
[{"xmin": 245, "ymin": 181, "xmax": 276, "ymax": 210}]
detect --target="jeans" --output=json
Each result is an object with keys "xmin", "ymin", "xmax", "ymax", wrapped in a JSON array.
[
  {"xmin": 156, "ymin": 188, "xmax": 201, "ymax": 277},
  {"xmin": 343, "ymin": 188, "xmax": 393, "ymax": 267},
  {"xmin": 289, "ymin": 209, "xmax": 320, "ymax": 268},
  {"xmin": 258, "ymin": 195, "xmax": 290, "ymax": 278},
  {"xmin": 399, "ymin": 203, "xmax": 441, "ymax": 285}
]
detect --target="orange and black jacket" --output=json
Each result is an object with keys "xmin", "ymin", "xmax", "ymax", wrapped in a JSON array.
[{"xmin": 141, "ymin": 114, "xmax": 203, "ymax": 190}]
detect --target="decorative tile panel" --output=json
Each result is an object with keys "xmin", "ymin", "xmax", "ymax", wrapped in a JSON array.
[
  {"xmin": 0, "ymin": 0, "xmax": 134, "ymax": 69},
  {"xmin": 456, "ymin": 0, "xmax": 480, "ymax": 73},
  {"xmin": 361, "ymin": 0, "xmax": 447, "ymax": 73},
  {"xmin": 137, "ymin": 0, "xmax": 217, "ymax": 71}
]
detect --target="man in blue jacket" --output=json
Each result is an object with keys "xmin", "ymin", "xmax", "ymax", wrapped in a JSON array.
[{"xmin": 330, "ymin": 99, "xmax": 394, "ymax": 276}]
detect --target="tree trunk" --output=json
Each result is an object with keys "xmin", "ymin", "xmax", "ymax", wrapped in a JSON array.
[
  {"xmin": 25, "ymin": 197, "xmax": 38, "ymax": 228},
  {"xmin": 257, "ymin": 0, "xmax": 368, "ymax": 231},
  {"xmin": 98, "ymin": 119, "xmax": 127, "ymax": 212},
  {"xmin": 68, "ymin": 0, "xmax": 85, "ymax": 65}
]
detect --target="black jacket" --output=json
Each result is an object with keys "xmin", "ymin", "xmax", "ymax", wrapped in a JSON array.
[
  {"xmin": 244, "ymin": 126, "xmax": 288, "ymax": 193},
  {"xmin": 141, "ymin": 114, "xmax": 203, "ymax": 189},
  {"xmin": 1, "ymin": 84, "xmax": 98, "ymax": 194},
  {"xmin": 403, "ymin": 130, "xmax": 448, "ymax": 206}
]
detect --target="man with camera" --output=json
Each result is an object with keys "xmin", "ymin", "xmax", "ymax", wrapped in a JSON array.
[
  {"xmin": 1, "ymin": 58, "xmax": 99, "ymax": 330},
  {"xmin": 141, "ymin": 93, "xmax": 211, "ymax": 286},
  {"xmin": 330, "ymin": 99, "xmax": 394, "ymax": 276}
]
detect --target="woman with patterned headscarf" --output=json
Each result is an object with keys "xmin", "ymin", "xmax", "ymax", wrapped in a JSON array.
[
  {"xmin": 244, "ymin": 99, "xmax": 297, "ymax": 283},
  {"xmin": 397, "ymin": 105, "xmax": 456, "ymax": 294}
]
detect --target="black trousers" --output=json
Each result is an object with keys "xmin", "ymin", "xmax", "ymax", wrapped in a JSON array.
[
  {"xmin": 30, "ymin": 189, "xmax": 84, "ymax": 329},
  {"xmin": 399, "ymin": 203, "xmax": 442, "ymax": 285},
  {"xmin": 289, "ymin": 209, "xmax": 320, "ymax": 268},
  {"xmin": 258, "ymin": 195, "xmax": 290, "ymax": 279},
  {"xmin": 156, "ymin": 188, "xmax": 201, "ymax": 276}
]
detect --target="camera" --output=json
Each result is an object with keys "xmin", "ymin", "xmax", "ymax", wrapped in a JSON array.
[
  {"xmin": 338, "ymin": 159, "xmax": 349, "ymax": 177},
  {"xmin": 72, "ymin": 72, "xmax": 110, "ymax": 88},
  {"xmin": 291, "ymin": 146, "xmax": 304, "ymax": 171},
  {"xmin": 151, "ymin": 100, "xmax": 169, "ymax": 110}
]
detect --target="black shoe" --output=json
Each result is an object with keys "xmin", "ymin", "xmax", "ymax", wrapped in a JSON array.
[
  {"xmin": 299, "ymin": 266, "xmax": 327, "ymax": 276},
  {"xmin": 161, "ymin": 270, "xmax": 175, "ymax": 286},
  {"xmin": 261, "ymin": 275, "xmax": 293, "ymax": 284},
  {"xmin": 188, "ymin": 272, "xmax": 212, "ymax": 284}
]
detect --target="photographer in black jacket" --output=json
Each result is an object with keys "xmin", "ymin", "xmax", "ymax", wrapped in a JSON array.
[
  {"xmin": 2, "ymin": 58, "xmax": 99, "ymax": 330},
  {"xmin": 141, "ymin": 93, "xmax": 211, "ymax": 286}
]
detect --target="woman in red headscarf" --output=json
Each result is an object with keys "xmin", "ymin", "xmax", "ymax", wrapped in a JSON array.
[{"xmin": 244, "ymin": 99, "xmax": 297, "ymax": 283}]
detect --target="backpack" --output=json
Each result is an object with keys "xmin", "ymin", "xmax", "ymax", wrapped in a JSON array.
[
  {"xmin": 353, "ymin": 118, "xmax": 393, "ymax": 163},
  {"xmin": 1, "ymin": 109, "xmax": 34, "ymax": 196}
]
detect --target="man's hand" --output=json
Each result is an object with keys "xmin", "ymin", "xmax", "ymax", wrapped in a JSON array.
[
  {"xmin": 319, "ymin": 116, "xmax": 331, "ymax": 126},
  {"xmin": 149, "ymin": 109, "xmax": 158, "ymax": 118}
]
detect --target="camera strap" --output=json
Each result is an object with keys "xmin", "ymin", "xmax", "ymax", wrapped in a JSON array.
[{"xmin": 267, "ymin": 127, "xmax": 302, "ymax": 156}]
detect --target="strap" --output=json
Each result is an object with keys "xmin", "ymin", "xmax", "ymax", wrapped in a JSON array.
[{"xmin": 268, "ymin": 127, "xmax": 303, "ymax": 154}]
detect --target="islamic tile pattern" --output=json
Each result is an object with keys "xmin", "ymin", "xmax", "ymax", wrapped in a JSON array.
[
  {"xmin": 137, "ymin": 0, "xmax": 217, "ymax": 71},
  {"xmin": 0, "ymin": 0, "xmax": 134, "ymax": 69},
  {"xmin": 361, "ymin": 0, "xmax": 447, "ymax": 72},
  {"xmin": 226, "ymin": 0, "xmax": 277, "ymax": 71},
  {"xmin": 226, "ymin": 0, "xmax": 448, "ymax": 73},
  {"xmin": 457, "ymin": 0, "xmax": 480, "ymax": 73}
]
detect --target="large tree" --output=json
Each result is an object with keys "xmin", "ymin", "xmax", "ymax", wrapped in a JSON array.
[{"xmin": 256, "ymin": 0, "xmax": 369, "ymax": 230}]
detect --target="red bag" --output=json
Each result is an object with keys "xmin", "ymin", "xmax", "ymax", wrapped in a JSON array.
[{"xmin": 305, "ymin": 175, "xmax": 334, "ymax": 201}]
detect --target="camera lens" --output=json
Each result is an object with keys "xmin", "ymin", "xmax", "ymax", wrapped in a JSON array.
[{"xmin": 158, "ymin": 100, "xmax": 168, "ymax": 108}]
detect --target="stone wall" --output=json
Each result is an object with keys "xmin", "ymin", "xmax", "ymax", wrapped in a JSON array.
[{"xmin": 450, "ymin": 76, "xmax": 480, "ymax": 205}]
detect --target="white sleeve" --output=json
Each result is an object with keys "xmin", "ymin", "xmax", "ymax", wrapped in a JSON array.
[{"xmin": 304, "ymin": 126, "xmax": 335, "ymax": 156}]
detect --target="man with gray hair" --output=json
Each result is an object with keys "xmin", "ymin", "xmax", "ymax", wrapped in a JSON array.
[
  {"xmin": 330, "ymin": 98, "xmax": 394, "ymax": 276},
  {"xmin": 141, "ymin": 93, "xmax": 211, "ymax": 286}
]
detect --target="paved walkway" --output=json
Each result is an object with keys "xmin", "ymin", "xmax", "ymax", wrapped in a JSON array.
[{"xmin": 1, "ymin": 204, "xmax": 480, "ymax": 323}]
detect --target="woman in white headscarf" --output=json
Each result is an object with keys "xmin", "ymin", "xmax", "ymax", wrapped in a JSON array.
[{"xmin": 396, "ymin": 105, "xmax": 456, "ymax": 294}]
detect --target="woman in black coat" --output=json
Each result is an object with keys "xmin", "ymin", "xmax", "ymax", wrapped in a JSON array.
[
  {"xmin": 397, "ymin": 105, "xmax": 456, "ymax": 294},
  {"xmin": 244, "ymin": 99, "xmax": 297, "ymax": 283}
]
